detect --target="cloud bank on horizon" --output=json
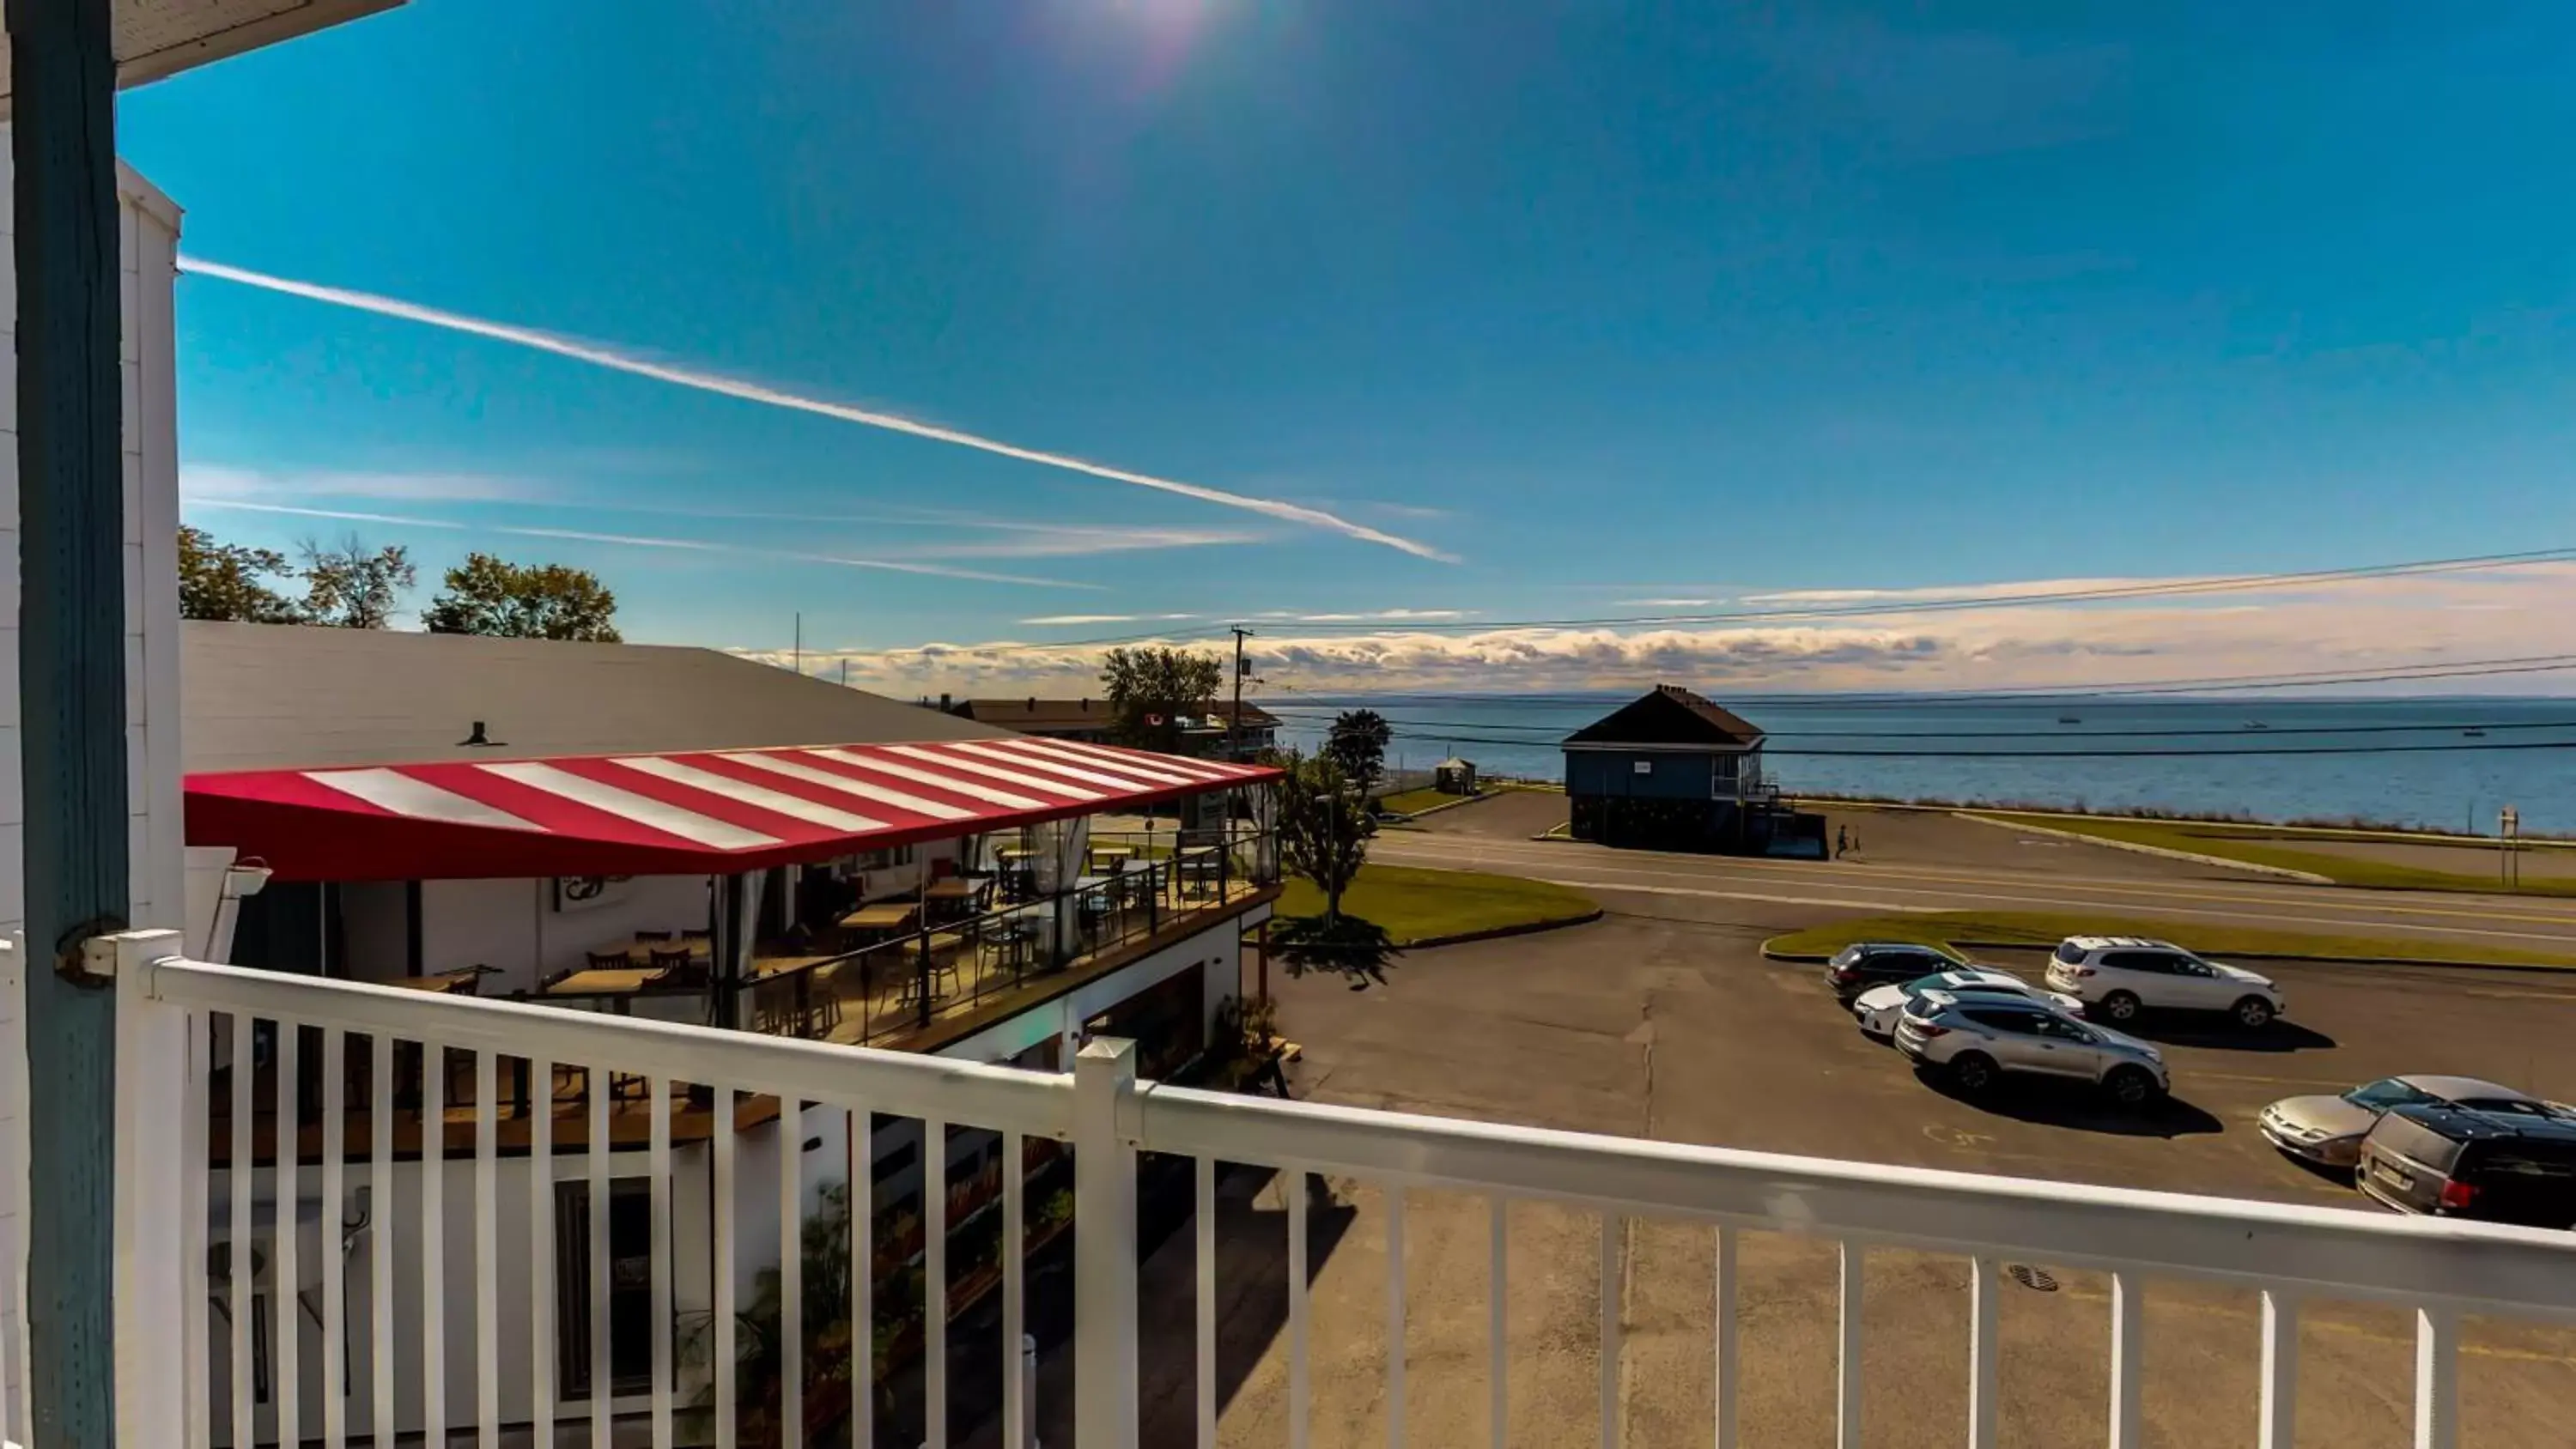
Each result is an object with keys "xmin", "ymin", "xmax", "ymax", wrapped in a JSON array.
[{"xmin": 747, "ymin": 561, "xmax": 2576, "ymax": 697}]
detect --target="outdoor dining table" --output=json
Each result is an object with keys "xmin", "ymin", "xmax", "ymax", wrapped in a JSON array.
[
  {"xmin": 538, "ymin": 967, "xmax": 695, "ymax": 1014},
  {"xmin": 839, "ymin": 901, "xmax": 922, "ymax": 937}
]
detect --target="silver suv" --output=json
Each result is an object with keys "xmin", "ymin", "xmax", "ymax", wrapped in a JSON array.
[
  {"xmin": 2042, "ymin": 935, "xmax": 2284, "ymax": 1028},
  {"xmin": 1895, "ymin": 989, "xmax": 2172, "ymax": 1106}
]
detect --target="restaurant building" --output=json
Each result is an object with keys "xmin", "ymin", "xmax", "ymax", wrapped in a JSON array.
[{"xmin": 179, "ymin": 620, "xmax": 1280, "ymax": 1439}]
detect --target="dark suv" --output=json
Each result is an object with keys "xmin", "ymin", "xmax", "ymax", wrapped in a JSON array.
[
  {"xmin": 1826, "ymin": 943, "xmax": 1965, "ymax": 1003},
  {"xmin": 2357, "ymin": 1103, "xmax": 2576, "ymax": 1228}
]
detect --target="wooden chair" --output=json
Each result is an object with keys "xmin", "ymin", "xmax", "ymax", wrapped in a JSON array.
[
  {"xmin": 585, "ymin": 949, "xmax": 633, "ymax": 973},
  {"xmin": 648, "ymin": 945, "xmax": 700, "ymax": 979}
]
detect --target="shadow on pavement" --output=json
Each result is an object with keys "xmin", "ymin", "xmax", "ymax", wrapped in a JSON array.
[
  {"xmin": 1914, "ymin": 1066, "xmax": 2226, "ymax": 1138},
  {"xmin": 949, "ymin": 1161, "xmax": 1359, "ymax": 1449},
  {"xmin": 2117, "ymin": 1016, "xmax": 2338, "ymax": 1053}
]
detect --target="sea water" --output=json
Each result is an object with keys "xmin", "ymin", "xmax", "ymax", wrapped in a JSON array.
[{"xmin": 1272, "ymin": 694, "xmax": 2576, "ymax": 834}]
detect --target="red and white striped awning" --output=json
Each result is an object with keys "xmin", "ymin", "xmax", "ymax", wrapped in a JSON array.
[{"xmin": 185, "ymin": 737, "xmax": 1279, "ymax": 882}]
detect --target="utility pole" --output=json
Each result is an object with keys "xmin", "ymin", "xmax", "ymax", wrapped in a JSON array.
[
  {"xmin": 14, "ymin": 0, "xmax": 130, "ymax": 1440},
  {"xmin": 1229, "ymin": 627, "xmax": 1254, "ymax": 761},
  {"xmin": 793, "ymin": 610, "xmax": 803, "ymax": 676}
]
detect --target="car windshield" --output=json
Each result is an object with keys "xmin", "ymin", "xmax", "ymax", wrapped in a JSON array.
[
  {"xmin": 1832, "ymin": 947, "xmax": 1863, "ymax": 967},
  {"xmin": 2053, "ymin": 942, "xmax": 2087, "ymax": 965},
  {"xmin": 2345, "ymin": 1079, "xmax": 2439, "ymax": 1112},
  {"xmin": 1899, "ymin": 973, "xmax": 1957, "ymax": 997}
]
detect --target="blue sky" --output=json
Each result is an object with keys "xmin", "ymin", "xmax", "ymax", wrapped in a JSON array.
[{"xmin": 124, "ymin": 3, "xmax": 2576, "ymax": 692}]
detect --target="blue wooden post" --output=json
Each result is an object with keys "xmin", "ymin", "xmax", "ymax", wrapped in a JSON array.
[{"xmin": 11, "ymin": 0, "xmax": 131, "ymax": 1442}]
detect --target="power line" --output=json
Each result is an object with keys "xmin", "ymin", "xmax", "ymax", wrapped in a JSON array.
[
  {"xmin": 1254, "ymin": 652, "xmax": 2576, "ymax": 709},
  {"xmin": 1355, "ymin": 727, "xmax": 2576, "ymax": 760},
  {"xmin": 1264, "ymin": 712, "xmax": 2576, "ymax": 741}
]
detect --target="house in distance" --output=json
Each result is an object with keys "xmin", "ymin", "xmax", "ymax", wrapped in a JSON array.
[{"xmin": 1562, "ymin": 685, "xmax": 1818, "ymax": 853}]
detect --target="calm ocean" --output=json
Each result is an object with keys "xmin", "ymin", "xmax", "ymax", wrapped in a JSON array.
[{"xmin": 1272, "ymin": 694, "xmax": 2576, "ymax": 834}]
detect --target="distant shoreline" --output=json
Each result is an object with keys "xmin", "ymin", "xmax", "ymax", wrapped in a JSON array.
[{"xmin": 1785, "ymin": 791, "xmax": 2574, "ymax": 844}]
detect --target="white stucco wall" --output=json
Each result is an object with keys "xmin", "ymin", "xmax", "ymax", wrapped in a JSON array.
[{"xmin": 0, "ymin": 155, "xmax": 185, "ymax": 1446}]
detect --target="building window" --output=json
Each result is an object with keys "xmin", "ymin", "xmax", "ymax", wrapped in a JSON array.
[
  {"xmin": 556, "ymin": 1179, "xmax": 653, "ymax": 1398},
  {"xmin": 1631, "ymin": 759, "xmax": 1653, "ymax": 775}
]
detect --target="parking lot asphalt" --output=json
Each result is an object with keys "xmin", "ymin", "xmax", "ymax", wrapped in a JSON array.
[{"xmin": 1146, "ymin": 907, "xmax": 2576, "ymax": 1449}]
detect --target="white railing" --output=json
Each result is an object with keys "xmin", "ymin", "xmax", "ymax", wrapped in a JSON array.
[{"xmin": 104, "ymin": 933, "xmax": 2576, "ymax": 1449}]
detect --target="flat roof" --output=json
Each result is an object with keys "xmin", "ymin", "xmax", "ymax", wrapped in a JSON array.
[
  {"xmin": 183, "ymin": 621, "xmax": 1009, "ymax": 773},
  {"xmin": 959, "ymin": 697, "xmax": 1282, "ymax": 731}
]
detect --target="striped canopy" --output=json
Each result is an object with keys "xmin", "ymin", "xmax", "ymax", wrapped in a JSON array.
[{"xmin": 185, "ymin": 736, "xmax": 1279, "ymax": 882}]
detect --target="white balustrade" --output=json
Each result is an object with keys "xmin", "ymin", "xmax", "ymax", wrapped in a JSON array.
[{"xmin": 87, "ymin": 943, "xmax": 2576, "ymax": 1449}]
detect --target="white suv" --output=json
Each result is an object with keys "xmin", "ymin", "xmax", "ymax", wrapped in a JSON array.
[{"xmin": 2043, "ymin": 937, "xmax": 2284, "ymax": 1028}]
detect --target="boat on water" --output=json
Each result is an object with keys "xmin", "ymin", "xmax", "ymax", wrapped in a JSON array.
[
  {"xmin": 2244, "ymin": 720, "xmax": 2269, "ymax": 731},
  {"xmin": 2464, "ymin": 727, "xmax": 2488, "ymax": 738},
  {"xmin": 2057, "ymin": 715, "xmax": 2081, "ymax": 724}
]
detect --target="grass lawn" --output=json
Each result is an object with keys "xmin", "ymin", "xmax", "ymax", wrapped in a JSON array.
[
  {"xmin": 1972, "ymin": 811, "xmax": 2576, "ymax": 895},
  {"xmin": 1376, "ymin": 785, "xmax": 1479, "ymax": 815},
  {"xmin": 1764, "ymin": 909, "xmax": 2576, "ymax": 969},
  {"xmin": 1276, "ymin": 864, "xmax": 1598, "ymax": 946}
]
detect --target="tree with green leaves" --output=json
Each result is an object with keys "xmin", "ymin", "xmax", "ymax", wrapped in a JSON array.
[
  {"xmin": 1324, "ymin": 708, "xmax": 1393, "ymax": 791},
  {"xmin": 1099, "ymin": 646, "xmax": 1224, "ymax": 754},
  {"xmin": 178, "ymin": 524, "xmax": 304, "ymax": 623},
  {"xmin": 1272, "ymin": 749, "xmax": 1396, "ymax": 983},
  {"xmin": 422, "ymin": 552, "xmax": 623, "ymax": 640},
  {"xmin": 296, "ymin": 535, "xmax": 416, "ymax": 628},
  {"xmin": 1278, "ymin": 749, "xmax": 1373, "ymax": 921}
]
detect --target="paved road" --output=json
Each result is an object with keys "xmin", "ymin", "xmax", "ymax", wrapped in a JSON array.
[{"xmin": 1376, "ymin": 818, "xmax": 2576, "ymax": 954}]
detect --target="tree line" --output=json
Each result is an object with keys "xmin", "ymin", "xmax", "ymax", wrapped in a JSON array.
[{"xmin": 178, "ymin": 524, "xmax": 623, "ymax": 640}]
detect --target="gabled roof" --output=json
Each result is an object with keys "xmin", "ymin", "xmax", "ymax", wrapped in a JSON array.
[
  {"xmin": 183, "ymin": 621, "xmax": 1005, "ymax": 773},
  {"xmin": 1563, "ymin": 686, "xmax": 1765, "ymax": 749}
]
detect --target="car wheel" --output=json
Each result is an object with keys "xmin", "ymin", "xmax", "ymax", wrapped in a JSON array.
[
  {"xmin": 1950, "ymin": 1052, "xmax": 1998, "ymax": 1094},
  {"xmin": 2233, "ymin": 996, "xmax": 2275, "ymax": 1029},
  {"xmin": 2099, "ymin": 991, "xmax": 2141, "ymax": 1022},
  {"xmin": 2105, "ymin": 1066, "xmax": 2160, "ymax": 1107}
]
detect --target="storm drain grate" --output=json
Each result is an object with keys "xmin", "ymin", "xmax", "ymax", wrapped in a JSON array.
[{"xmin": 2003, "ymin": 1264, "xmax": 2060, "ymax": 1293}]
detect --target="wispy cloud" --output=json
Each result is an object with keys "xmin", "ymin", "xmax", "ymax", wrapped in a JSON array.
[
  {"xmin": 181, "ymin": 465, "xmax": 1262, "ymax": 560},
  {"xmin": 1615, "ymin": 597, "xmax": 1722, "ymax": 608},
  {"xmin": 179, "ymin": 257, "xmax": 1457, "ymax": 561},
  {"xmin": 186, "ymin": 499, "xmax": 1101, "ymax": 589},
  {"xmin": 1018, "ymin": 612, "xmax": 1200, "ymax": 626},
  {"xmin": 183, "ymin": 464, "xmax": 546, "ymax": 506},
  {"xmin": 889, "ymin": 525, "xmax": 1261, "ymax": 560}
]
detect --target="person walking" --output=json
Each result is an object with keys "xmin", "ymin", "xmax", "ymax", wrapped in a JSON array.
[{"xmin": 1835, "ymin": 824, "xmax": 1849, "ymax": 859}]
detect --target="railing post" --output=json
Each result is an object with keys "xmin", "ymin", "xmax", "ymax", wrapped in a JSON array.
[
  {"xmin": 109, "ymin": 930, "xmax": 189, "ymax": 1449},
  {"xmin": 917, "ymin": 926, "xmax": 933, "ymax": 1030},
  {"xmin": 1073, "ymin": 1038, "xmax": 1139, "ymax": 1449}
]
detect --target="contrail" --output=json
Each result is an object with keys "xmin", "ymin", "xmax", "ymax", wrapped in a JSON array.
[{"xmin": 179, "ymin": 257, "xmax": 1458, "ymax": 562}]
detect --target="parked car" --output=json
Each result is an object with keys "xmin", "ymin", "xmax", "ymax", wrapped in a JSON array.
[
  {"xmin": 1850, "ymin": 968, "xmax": 2083, "ymax": 1040},
  {"xmin": 1825, "ymin": 942, "xmax": 1965, "ymax": 1002},
  {"xmin": 2261, "ymin": 1076, "xmax": 2559, "ymax": 1168},
  {"xmin": 1893, "ymin": 990, "xmax": 2170, "ymax": 1106},
  {"xmin": 2041, "ymin": 935, "xmax": 2284, "ymax": 1028},
  {"xmin": 2356, "ymin": 1104, "xmax": 2576, "ymax": 1228}
]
